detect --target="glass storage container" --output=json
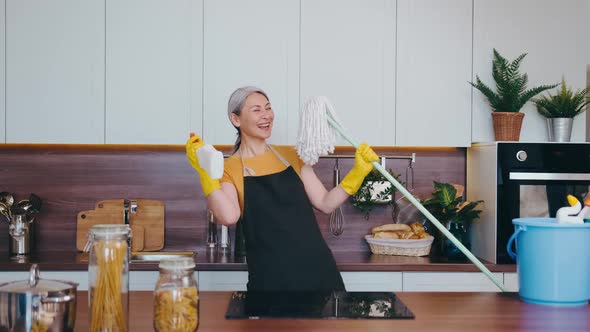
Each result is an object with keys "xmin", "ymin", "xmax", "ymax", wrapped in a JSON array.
[
  {"xmin": 88, "ymin": 224, "xmax": 130, "ymax": 332},
  {"xmin": 154, "ymin": 257, "xmax": 199, "ymax": 332}
]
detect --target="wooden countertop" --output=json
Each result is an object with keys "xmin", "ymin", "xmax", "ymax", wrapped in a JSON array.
[
  {"xmin": 74, "ymin": 291, "xmax": 590, "ymax": 332},
  {"xmin": 0, "ymin": 250, "xmax": 516, "ymax": 272}
]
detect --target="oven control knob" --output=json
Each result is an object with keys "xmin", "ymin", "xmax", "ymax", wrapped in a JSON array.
[{"xmin": 516, "ymin": 150, "xmax": 527, "ymax": 162}]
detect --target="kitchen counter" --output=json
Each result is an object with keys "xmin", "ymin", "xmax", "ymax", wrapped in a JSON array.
[
  {"xmin": 74, "ymin": 291, "xmax": 590, "ymax": 331},
  {"xmin": 0, "ymin": 250, "xmax": 516, "ymax": 272}
]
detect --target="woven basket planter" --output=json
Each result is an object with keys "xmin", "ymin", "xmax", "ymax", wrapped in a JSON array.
[{"xmin": 491, "ymin": 112, "xmax": 524, "ymax": 141}]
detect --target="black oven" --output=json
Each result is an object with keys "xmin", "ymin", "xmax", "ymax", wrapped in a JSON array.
[{"xmin": 468, "ymin": 142, "xmax": 590, "ymax": 264}]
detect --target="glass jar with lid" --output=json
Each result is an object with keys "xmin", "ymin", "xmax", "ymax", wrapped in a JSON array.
[
  {"xmin": 154, "ymin": 257, "xmax": 199, "ymax": 332},
  {"xmin": 88, "ymin": 224, "xmax": 130, "ymax": 332}
]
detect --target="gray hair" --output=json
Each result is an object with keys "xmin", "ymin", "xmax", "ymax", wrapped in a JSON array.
[{"xmin": 227, "ymin": 86, "xmax": 269, "ymax": 152}]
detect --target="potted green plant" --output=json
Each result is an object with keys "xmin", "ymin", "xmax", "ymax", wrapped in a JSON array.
[
  {"xmin": 352, "ymin": 169, "xmax": 402, "ymax": 220},
  {"xmin": 534, "ymin": 77, "xmax": 590, "ymax": 142},
  {"xmin": 421, "ymin": 181, "xmax": 483, "ymax": 259},
  {"xmin": 470, "ymin": 49, "xmax": 558, "ymax": 141}
]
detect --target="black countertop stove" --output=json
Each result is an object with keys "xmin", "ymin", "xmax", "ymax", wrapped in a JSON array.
[{"xmin": 225, "ymin": 291, "xmax": 414, "ymax": 319}]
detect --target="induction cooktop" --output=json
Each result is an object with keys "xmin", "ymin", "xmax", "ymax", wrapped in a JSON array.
[{"xmin": 225, "ymin": 291, "xmax": 415, "ymax": 319}]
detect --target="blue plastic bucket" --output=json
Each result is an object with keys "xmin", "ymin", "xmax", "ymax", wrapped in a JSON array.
[{"xmin": 507, "ymin": 218, "xmax": 590, "ymax": 306}]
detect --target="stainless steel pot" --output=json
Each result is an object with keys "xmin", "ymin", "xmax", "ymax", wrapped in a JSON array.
[{"xmin": 0, "ymin": 264, "xmax": 78, "ymax": 332}]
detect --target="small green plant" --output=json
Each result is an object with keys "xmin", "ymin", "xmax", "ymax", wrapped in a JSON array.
[
  {"xmin": 535, "ymin": 78, "xmax": 590, "ymax": 118},
  {"xmin": 352, "ymin": 169, "xmax": 402, "ymax": 220},
  {"xmin": 421, "ymin": 181, "xmax": 483, "ymax": 225},
  {"xmin": 470, "ymin": 49, "xmax": 557, "ymax": 113}
]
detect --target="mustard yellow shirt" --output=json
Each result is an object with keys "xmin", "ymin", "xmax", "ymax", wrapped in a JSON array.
[{"xmin": 221, "ymin": 145, "xmax": 305, "ymax": 215}]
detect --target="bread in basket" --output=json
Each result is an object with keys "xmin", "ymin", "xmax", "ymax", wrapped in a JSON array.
[
  {"xmin": 366, "ymin": 222, "xmax": 433, "ymax": 256},
  {"xmin": 365, "ymin": 235, "xmax": 433, "ymax": 256}
]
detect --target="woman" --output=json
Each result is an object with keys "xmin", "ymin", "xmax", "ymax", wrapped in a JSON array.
[{"xmin": 186, "ymin": 86, "xmax": 378, "ymax": 291}]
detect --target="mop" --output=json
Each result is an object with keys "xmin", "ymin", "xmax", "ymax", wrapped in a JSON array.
[{"xmin": 296, "ymin": 96, "xmax": 507, "ymax": 292}]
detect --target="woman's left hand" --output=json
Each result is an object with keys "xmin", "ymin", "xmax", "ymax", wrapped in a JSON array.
[{"xmin": 340, "ymin": 143, "xmax": 379, "ymax": 195}]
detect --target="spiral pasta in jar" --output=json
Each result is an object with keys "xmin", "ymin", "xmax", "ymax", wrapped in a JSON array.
[{"xmin": 154, "ymin": 257, "xmax": 199, "ymax": 332}]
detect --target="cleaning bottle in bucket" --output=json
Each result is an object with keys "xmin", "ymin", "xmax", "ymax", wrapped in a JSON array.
[{"xmin": 555, "ymin": 195, "xmax": 583, "ymax": 224}]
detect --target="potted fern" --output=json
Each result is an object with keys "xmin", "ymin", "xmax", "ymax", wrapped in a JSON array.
[
  {"xmin": 534, "ymin": 78, "xmax": 590, "ymax": 142},
  {"xmin": 471, "ymin": 49, "xmax": 558, "ymax": 141}
]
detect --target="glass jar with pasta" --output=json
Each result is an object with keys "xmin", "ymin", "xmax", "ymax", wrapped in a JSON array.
[
  {"xmin": 154, "ymin": 257, "xmax": 199, "ymax": 332},
  {"xmin": 88, "ymin": 224, "xmax": 130, "ymax": 332}
]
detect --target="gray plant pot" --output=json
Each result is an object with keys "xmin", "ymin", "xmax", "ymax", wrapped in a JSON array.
[{"xmin": 546, "ymin": 118, "xmax": 573, "ymax": 142}]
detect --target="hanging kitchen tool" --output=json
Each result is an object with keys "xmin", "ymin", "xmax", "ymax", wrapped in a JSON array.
[
  {"xmin": 0, "ymin": 192, "xmax": 14, "ymax": 221},
  {"xmin": 329, "ymin": 158, "xmax": 344, "ymax": 236},
  {"xmin": 379, "ymin": 156, "xmax": 400, "ymax": 223},
  {"xmin": 0, "ymin": 192, "xmax": 14, "ymax": 208},
  {"xmin": 406, "ymin": 157, "xmax": 415, "ymax": 195},
  {"xmin": 393, "ymin": 156, "xmax": 422, "ymax": 225},
  {"xmin": 0, "ymin": 202, "xmax": 10, "ymax": 222}
]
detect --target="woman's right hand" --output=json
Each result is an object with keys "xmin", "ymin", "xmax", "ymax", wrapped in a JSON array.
[{"xmin": 185, "ymin": 134, "xmax": 221, "ymax": 196}]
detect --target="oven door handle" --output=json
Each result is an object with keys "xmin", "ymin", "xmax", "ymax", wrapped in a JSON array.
[{"xmin": 509, "ymin": 172, "xmax": 590, "ymax": 181}]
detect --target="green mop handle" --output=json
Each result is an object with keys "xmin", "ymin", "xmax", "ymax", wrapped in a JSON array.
[{"xmin": 326, "ymin": 116, "xmax": 507, "ymax": 292}]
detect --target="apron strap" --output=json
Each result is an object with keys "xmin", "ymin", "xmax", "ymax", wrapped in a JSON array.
[{"xmin": 240, "ymin": 145, "xmax": 290, "ymax": 177}]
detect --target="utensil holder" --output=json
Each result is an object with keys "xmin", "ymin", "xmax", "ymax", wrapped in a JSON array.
[{"xmin": 8, "ymin": 214, "xmax": 34, "ymax": 257}]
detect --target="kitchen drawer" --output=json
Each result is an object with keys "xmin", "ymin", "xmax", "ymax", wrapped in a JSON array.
[
  {"xmin": 402, "ymin": 272, "xmax": 504, "ymax": 292},
  {"xmin": 198, "ymin": 271, "xmax": 248, "ymax": 291},
  {"xmin": 503, "ymin": 272, "xmax": 519, "ymax": 292},
  {"xmin": 341, "ymin": 272, "xmax": 402, "ymax": 292}
]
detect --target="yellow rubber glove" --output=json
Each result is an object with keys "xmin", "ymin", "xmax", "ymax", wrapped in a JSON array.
[
  {"xmin": 185, "ymin": 134, "xmax": 221, "ymax": 196},
  {"xmin": 340, "ymin": 143, "xmax": 380, "ymax": 195}
]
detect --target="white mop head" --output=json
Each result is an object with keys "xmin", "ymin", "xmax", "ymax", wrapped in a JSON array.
[{"xmin": 296, "ymin": 96, "xmax": 339, "ymax": 165}]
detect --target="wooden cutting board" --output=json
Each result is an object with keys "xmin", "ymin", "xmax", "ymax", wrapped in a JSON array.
[{"xmin": 76, "ymin": 199, "xmax": 164, "ymax": 252}]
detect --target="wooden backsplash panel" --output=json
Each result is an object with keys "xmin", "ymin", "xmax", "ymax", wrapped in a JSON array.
[{"xmin": 0, "ymin": 145, "xmax": 465, "ymax": 254}]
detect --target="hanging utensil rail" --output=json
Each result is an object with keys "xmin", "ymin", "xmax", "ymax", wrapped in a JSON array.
[
  {"xmin": 222, "ymin": 153, "xmax": 416, "ymax": 162},
  {"xmin": 319, "ymin": 153, "xmax": 415, "ymax": 162}
]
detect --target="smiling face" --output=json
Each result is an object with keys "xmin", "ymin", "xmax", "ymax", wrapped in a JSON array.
[{"xmin": 230, "ymin": 92, "xmax": 274, "ymax": 142}]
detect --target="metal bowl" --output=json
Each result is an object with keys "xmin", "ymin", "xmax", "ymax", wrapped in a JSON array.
[{"xmin": 0, "ymin": 264, "xmax": 78, "ymax": 332}]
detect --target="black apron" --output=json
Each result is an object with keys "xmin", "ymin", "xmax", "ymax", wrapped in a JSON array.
[{"xmin": 240, "ymin": 147, "xmax": 345, "ymax": 291}]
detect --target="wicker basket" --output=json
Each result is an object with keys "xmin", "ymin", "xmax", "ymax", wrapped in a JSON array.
[
  {"xmin": 491, "ymin": 112, "xmax": 524, "ymax": 141},
  {"xmin": 365, "ymin": 235, "xmax": 434, "ymax": 256}
]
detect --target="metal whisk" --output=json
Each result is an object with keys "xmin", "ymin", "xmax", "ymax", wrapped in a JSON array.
[{"xmin": 329, "ymin": 159, "xmax": 344, "ymax": 236}]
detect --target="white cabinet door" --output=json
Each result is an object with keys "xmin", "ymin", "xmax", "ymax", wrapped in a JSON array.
[
  {"xmin": 6, "ymin": 0, "xmax": 105, "ymax": 143},
  {"xmin": 402, "ymin": 272, "xmax": 504, "ymax": 292},
  {"xmin": 106, "ymin": 0, "xmax": 200, "ymax": 144},
  {"xmin": 198, "ymin": 271, "xmax": 248, "ymax": 291},
  {"xmin": 129, "ymin": 271, "xmax": 160, "ymax": 291},
  {"xmin": 0, "ymin": 0, "xmax": 5, "ymax": 143},
  {"xmin": 300, "ymin": 0, "xmax": 396, "ymax": 146},
  {"xmin": 396, "ymin": 0, "xmax": 472, "ymax": 147},
  {"xmin": 203, "ymin": 0, "xmax": 299, "ymax": 145},
  {"xmin": 472, "ymin": 0, "xmax": 590, "ymax": 143},
  {"xmin": 341, "ymin": 272, "xmax": 402, "ymax": 292}
]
